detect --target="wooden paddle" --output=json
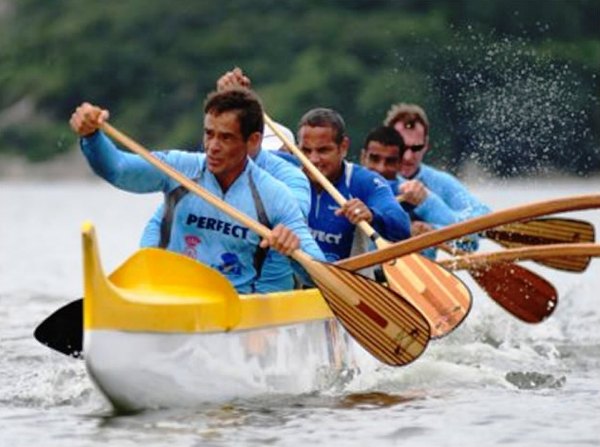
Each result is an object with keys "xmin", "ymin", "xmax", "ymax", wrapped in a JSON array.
[
  {"xmin": 100, "ymin": 122, "xmax": 430, "ymax": 366},
  {"xmin": 441, "ymin": 243, "xmax": 600, "ymax": 270},
  {"xmin": 439, "ymin": 244, "xmax": 557, "ymax": 323},
  {"xmin": 484, "ymin": 218, "xmax": 595, "ymax": 272},
  {"xmin": 393, "ymin": 195, "xmax": 558, "ymax": 323},
  {"xmin": 265, "ymin": 114, "xmax": 472, "ymax": 339},
  {"xmin": 340, "ymin": 194, "xmax": 600, "ymax": 271},
  {"xmin": 396, "ymin": 194, "xmax": 595, "ymax": 273}
]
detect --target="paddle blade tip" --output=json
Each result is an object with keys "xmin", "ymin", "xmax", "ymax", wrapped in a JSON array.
[
  {"xmin": 33, "ymin": 299, "xmax": 84, "ymax": 359},
  {"xmin": 311, "ymin": 262, "xmax": 431, "ymax": 367}
]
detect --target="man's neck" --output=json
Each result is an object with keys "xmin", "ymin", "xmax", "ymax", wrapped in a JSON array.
[
  {"xmin": 313, "ymin": 161, "xmax": 345, "ymax": 192},
  {"xmin": 249, "ymin": 147, "xmax": 260, "ymax": 160},
  {"xmin": 216, "ymin": 160, "xmax": 248, "ymax": 192}
]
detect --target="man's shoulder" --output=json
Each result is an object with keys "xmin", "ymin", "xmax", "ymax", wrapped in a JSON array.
[
  {"xmin": 253, "ymin": 152, "xmax": 308, "ymax": 197},
  {"xmin": 248, "ymin": 159, "xmax": 292, "ymax": 190},
  {"xmin": 158, "ymin": 150, "xmax": 205, "ymax": 176},
  {"xmin": 159, "ymin": 149, "xmax": 205, "ymax": 164},
  {"xmin": 273, "ymin": 151, "xmax": 302, "ymax": 167},
  {"xmin": 259, "ymin": 150, "xmax": 302, "ymax": 175},
  {"xmin": 420, "ymin": 163, "xmax": 462, "ymax": 183},
  {"xmin": 348, "ymin": 163, "xmax": 391, "ymax": 194}
]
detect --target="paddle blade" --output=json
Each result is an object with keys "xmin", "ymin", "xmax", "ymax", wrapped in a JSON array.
[
  {"xmin": 486, "ymin": 218, "xmax": 595, "ymax": 272},
  {"xmin": 468, "ymin": 263, "xmax": 557, "ymax": 323},
  {"xmin": 383, "ymin": 254, "xmax": 472, "ymax": 339},
  {"xmin": 34, "ymin": 299, "xmax": 83, "ymax": 358},
  {"xmin": 308, "ymin": 261, "xmax": 430, "ymax": 366}
]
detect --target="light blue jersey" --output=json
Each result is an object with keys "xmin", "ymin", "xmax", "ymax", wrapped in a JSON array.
[
  {"xmin": 389, "ymin": 163, "xmax": 491, "ymax": 257},
  {"xmin": 140, "ymin": 147, "xmax": 312, "ymax": 292},
  {"xmin": 80, "ymin": 131, "xmax": 324, "ymax": 293}
]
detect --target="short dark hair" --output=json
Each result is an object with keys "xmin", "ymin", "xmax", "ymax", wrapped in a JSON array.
[
  {"xmin": 363, "ymin": 126, "xmax": 405, "ymax": 154},
  {"xmin": 297, "ymin": 108, "xmax": 346, "ymax": 144},
  {"xmin": 203, "ymin": 87, "xmax": 264, "ymax": 141}
]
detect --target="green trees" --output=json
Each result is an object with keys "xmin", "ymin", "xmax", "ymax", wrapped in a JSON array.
[{"xmin": 1, "ymin": 0, "xmax": 598, "ymax": 176}]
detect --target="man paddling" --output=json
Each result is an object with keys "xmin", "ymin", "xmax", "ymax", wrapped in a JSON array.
[
  {"xmin": 70, "ymin": 88, "xmax": 325, "ymax": 293},
  {"xmin": 383, "ymin": 103, "xmax": 490, "ymax": 254},
  {"xmin": 140, "ymin": 69, "xmax": 312, "ymax": 292},
  {"xmin": 360, "ymin": 125, "xmax": 436, "ymax": 258},
  {"xmin": 297, "ymin": 108, "xmax": 411, "ymax": 262}
]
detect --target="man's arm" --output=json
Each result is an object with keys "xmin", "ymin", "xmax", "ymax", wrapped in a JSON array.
[
  {"xmin": 140, "ymin": 204, "xmax": 164, "ymax": 248},
  {"xmin": 80, "ymin": 131, "xmax": 170, "ymax": 192},
  {"xmin": 263, "ymin": 174, "xmax": 325, "ymax": 285},
  {"xmin": 361, "ymin": 172, "xmax": 412, "ymax": 242},
  {"xmin": 405, "ymin": 168, "xmax": 490, "ymax": 227},
  {"xmin": 411, "ymin": 168, "xmax": 491, "ymax": 251}
]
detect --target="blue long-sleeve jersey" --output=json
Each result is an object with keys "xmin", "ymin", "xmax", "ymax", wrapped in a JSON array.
[
  {"xmin": 309, "ymin": 161, "xmax": 411, "ymax": 262},
  {"xmin": 80, "ymin": 131, "xmax": 324, "ymax": 293}
]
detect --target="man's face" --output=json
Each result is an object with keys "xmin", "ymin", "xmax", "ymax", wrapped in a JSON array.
[
  {"xmin": 360, "ymin": 141, "xmax": 401, "ymax": 180},
  {"xmin": 203, "ymin": 111, "xmax": 258, "ymax": 178},
  {"xmin": 298, "ymin": 125, "xmax": 348, "ymax": 182},
  {"xmin": 393, "ymin": 121, "xmax": 428, "ymax": 178}
]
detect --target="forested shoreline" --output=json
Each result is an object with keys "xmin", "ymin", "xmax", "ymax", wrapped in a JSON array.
[{"xmin": 1, "ymin": 0, "xmax": 598, "ymax": 177}]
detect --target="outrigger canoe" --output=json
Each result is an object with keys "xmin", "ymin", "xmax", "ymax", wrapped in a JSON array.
[{"xmin": 82, "ymin": 221, "xmax": 370, "ymax": 411}]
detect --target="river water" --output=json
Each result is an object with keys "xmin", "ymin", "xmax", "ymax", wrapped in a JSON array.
[{"xmin": 1, "ymin": 177, "xmax": 599, "ymax": 446}]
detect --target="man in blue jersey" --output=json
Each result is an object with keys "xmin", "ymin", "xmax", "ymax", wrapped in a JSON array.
[
  {"xmin": 297, "ymin": 108, "xmax": 411, "ymax": 262},
  {"xmin": 381, "ymin": 103, "xmax": 491, "ymax": 252},
  {"xmin": 69, "ymin": 88, "xmax": 325, "ymax": 293},
  {"xmin": 360, "ymin": 125, "xmax": 405, "ymax": 188},
  {"xmin": 139, "ymin": 69, "xmax": 311, "ymax": 292}
]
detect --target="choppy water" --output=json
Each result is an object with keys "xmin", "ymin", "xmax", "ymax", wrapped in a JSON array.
[{"xmin": 1, "ymin": 178, "xmax": 599, "ymax": 447}]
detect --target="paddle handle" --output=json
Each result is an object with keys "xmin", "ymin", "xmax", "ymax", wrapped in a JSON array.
[
  {"xmin": 101, "ymin": 122, "xmax": 313, "ymax": 265},
  {"xmin": 263, "ymin": 114, "xmax": 375, "ymax": 238},
  {"xmin": 337, "ymin": 194, "xmax": 600, "ymax": 271}
]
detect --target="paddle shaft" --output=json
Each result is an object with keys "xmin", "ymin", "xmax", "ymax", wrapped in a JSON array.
[
  {"xmin": 340, "ymin": 194, "xmax": 600, "ymax": 271},
  {"xmin": 441, "ymin": 243, "xmax": 600, "ymax": 271}
]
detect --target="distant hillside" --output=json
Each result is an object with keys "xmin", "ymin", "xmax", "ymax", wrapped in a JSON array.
[{"xmin": 1, "ymin": 0, "xmax": 599, "ymax": 177}]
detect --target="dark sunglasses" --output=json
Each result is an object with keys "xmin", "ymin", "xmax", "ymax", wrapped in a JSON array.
[{"xmin": 405, "ymin": 144, "xmax": 426, "ymax": 152}]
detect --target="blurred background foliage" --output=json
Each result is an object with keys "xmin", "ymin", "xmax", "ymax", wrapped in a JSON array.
[{"xmin": 0, "ymin": 0, "xmax": 598, "ymax": 177}]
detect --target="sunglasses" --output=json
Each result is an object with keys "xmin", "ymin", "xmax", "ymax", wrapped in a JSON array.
[{"xmin": 405, "ymin": 144, "xmax": 426, "ymax": 152}]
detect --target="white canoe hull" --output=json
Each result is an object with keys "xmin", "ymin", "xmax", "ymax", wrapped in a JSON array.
[{"xmin": 85, "ymin": 320, "xmax": 360, "ymax": 411}]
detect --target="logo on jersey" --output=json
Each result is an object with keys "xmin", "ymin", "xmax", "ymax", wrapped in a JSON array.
[
  {"xmin": 183, "ymin": 234, "xmax": 201, "ymax": 258},
  {"xmin": 215, "ymin": 252, "xmax": 242, "ymax": 276},
  {"xmin": 310, "ymin": 229, "xmax": 343, "ymax": 245},
  {"xmin": 372, "ymin": 177, "xmax": 387, "ymax": 189},
  {"xmin": 185, "ymin": 214, "xmax": 249, "ymax": 239}
]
